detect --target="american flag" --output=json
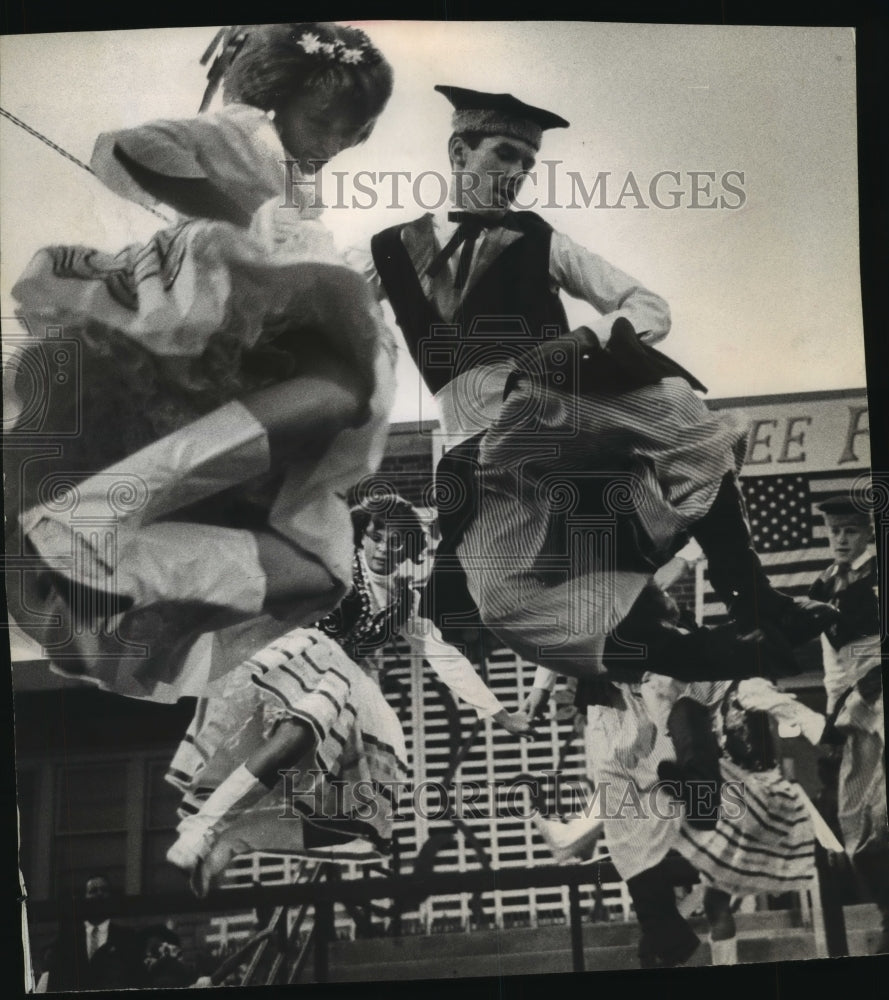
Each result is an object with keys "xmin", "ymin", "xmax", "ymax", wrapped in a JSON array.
[{"xmin": 701, "ymin": 469, "xmax": 869, "ymax": 623}]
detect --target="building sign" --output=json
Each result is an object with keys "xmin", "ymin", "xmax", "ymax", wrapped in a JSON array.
[{"xmin": 709, "ymin": 388, "xmax": 870, "ymax": 474}]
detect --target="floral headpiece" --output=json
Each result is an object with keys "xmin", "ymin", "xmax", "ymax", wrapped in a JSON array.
[
  {"xmin": 294, "ymin": 28, "xmax": 378, "ymax": 66},
  {"xmin": 199, "ymin": 23, "xmax": 381, "ymax": 112}
]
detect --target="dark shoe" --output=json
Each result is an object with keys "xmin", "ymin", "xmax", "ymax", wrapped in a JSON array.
[
  {"xmin": 693, "ymin": 472, "xmax": 838, "ymax": 646},
  {"xmin": 603, "ymin": 618, "xmax": 800, "ymax": 683},
  {"xmin": 14, "ymin": 536, "xmax": 135, "ymax": 676},
  {"xmin": 638, "ymin": 918, "xmax": 701, "ymax": 968},
  {"xmin": 734, "ymin": 593, "xmax": 840, "ymax": 647}
]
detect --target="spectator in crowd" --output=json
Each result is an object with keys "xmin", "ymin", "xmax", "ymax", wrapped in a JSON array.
[
  {"xmin": 140, "ymin": 925, "xmax": 197, "ymax": 989},
  {"xmin": 36, "ymin": 873, "xmax": 144, "ymax": 991}
]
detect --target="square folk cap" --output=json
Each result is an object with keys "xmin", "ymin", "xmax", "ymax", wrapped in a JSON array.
[{"xmin": 435, "ymin": 84, "xmax": 569, "ymax": 150}]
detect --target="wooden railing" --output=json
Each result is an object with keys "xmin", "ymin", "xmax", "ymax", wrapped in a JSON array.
[{"xmin": 26, "ymin": 853, "xmax": 852, "ymax": 984}]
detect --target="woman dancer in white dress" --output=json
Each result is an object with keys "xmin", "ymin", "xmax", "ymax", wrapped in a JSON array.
[
  {"xmin": 7, "ymin": 22, "xmax": 398, "ymax": 701},
  {"xmin": 166, "ymin": 495, "xmax": 532, "ymax": 895}
]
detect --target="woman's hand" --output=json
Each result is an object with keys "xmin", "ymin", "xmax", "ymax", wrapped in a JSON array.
[
  {"xmin": 250, "ymin": 196, "xmax": 340, "ymax": 263},
  {"xmin": 653, "ymin": 555, "xmax": 691, "ymax": 591},
  {"xmin": 521, "ymin": 687, "xmax": 549, "ymax": 720},
  {"xmin": 493, "ymin": 709, "xmax": 535, "ymax": 738}
]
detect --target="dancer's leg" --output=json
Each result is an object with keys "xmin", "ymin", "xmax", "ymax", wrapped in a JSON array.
[
  {"xmin": 657, "ymin": 697, "xmax": 723, "ymax": 831},
  {"xmin": 627, "ymin": 857, "xmax": 701, "ymax": 968},
  {"xmin": 167, "ymin": 717, "xmax": 317, "ymax": 872},
  {"xmin": 56, "ymin": 522, "xmax": 347, "ymax": 621},
  {"xmin": 602, "ymin": 583, "xmax": 800, "ymax": 683},
  {"xmin": 475, "ymin": 373, "xmax": 836, "ymax": 665},
  {"xmin": 26, "ymin": 360, "xmax": 363, "ymax": 542},
  {"xmin": 254, "ymin": 531, "xmax": 346, "ymax": 606},
  {"xmin": 243, "ymin": 718, "xmax": 317, "ymax": 787},
  {"xmin": 23, "ymin": 359, "xmax": 364, "ymax": 634},
  {"xmin": 692, "ymin": 472, "xmax": 837, "ymax": 644},
  {"xmin": 241, "ymin": 362, "xmax": 365, "ymax": 463},
  {"xmin": 451, "ymin": 388, "xmax": 816, "ymax": 683}
]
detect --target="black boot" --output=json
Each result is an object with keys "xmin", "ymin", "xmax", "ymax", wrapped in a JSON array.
[
  {"xmin": 601, "ymin": 582, "xmax": 800, "ymax": 683},
  {"xmin": 657, "ymin": 698, "xmax": 723, "ymax": 831},
  {"xmin": 692, "ymin": 472, "xmax": 838, "ymax": 645}
]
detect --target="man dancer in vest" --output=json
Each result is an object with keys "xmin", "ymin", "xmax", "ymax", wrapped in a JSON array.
[{"xmin": 348, "ymin": 85, "xmax": 835, "ymax": 685}]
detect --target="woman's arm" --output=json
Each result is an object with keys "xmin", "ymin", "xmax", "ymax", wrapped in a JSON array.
[
  {"xmin": 402, "ymin": 598, "xmax": 531, "ymax": 735},
  {"xmin": 521, "ymin": 666, "xmax": 559, "ymax": 719},
  {"xmin": 734, "ymin": 677, "xmax": 826, "ymax": 744}
]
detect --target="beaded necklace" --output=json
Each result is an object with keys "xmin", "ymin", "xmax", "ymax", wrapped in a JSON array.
[{"xmin": 316, "ymin": 551, "xmax": 414, "ymax": 660}]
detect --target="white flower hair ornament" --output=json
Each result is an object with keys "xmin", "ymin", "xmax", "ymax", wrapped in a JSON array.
[{"xmin": 296, "ymin": 30, "xmax": 374, "ymax": 65}]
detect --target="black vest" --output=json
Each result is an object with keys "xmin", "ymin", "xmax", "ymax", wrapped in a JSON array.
[
  {"xmin": 809, "ymin": 555, "xmax": 880, "ymax": 649},
  {"xmin": 370, "ymin": 211, "xmax": 570, "ymax": 395}
]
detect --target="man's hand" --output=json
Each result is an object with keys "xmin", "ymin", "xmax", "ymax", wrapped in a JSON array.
[
  {"xmin": 494, "ymin": 709, "xmax": 535, "ymax": 738},
  {"xmin": 856, "ymin": 665, "xmax": 883, "ymax": 704}
]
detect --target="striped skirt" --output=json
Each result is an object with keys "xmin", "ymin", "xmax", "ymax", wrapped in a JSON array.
[
  {"xmin": 166, "ymin": 628, "xmax": 409, "ymax": 861},
  {"xmin": 675, "ymin": 758, "xmax": 817, "ymax": 895}
]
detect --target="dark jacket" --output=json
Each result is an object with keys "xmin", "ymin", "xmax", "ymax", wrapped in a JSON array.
[{"xmin": 45, "ymin": 919, "xmax": 145, "ymax": 992}]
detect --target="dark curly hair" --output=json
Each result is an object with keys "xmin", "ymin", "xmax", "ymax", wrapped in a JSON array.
[
  {"xmin": 350, "ymin": 493, "xmax": 428, "ymax": 563},
  {"xmin": 223, "ymin": 22, "xmax": 393, "ymax": 127}
]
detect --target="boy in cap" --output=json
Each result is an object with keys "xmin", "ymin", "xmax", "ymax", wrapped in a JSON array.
[
  {"xmin": 349, "ymin": 85, "xmax": 836, "ymax": 685},
  {"xmin": 810, "ymin": 494, "xmax": 888, "ymax": 952}
]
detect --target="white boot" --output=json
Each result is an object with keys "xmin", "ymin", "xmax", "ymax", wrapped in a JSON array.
[
  {"xmin": 531, "ymin": 812, "xmax": 604, "ymax": 863},
  {"xmin": 167, "ymin": 765, "xmax": 267, "ymax": 877},
  {"xmin": 709, "ymin": 935, "xmax": 739, "ymax": 966},
  {"xmin": 24, "ymin": 401, "xmax": 272, "ymax": 617},
  {"xmin": 115, "ymin": 522, "xmax": 267, "ymax": 614},
  {"xmin": 24, "ymin": 400, "xmax": 270, "ymax": 579},
  {"xmin": 28, "ymin": 400, "xmax": 270, "ymax": 532},
  {"xmin": 190, "ymin": 837, "xmax": 248, "ymax": 899}
]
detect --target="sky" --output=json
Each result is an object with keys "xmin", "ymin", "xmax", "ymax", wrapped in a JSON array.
[{"xmin": 0, "ymin": 21, "xmax": 866, "ymax": 424}]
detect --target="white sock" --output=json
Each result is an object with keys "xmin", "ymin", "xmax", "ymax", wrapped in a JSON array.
[
  {"xmin": 181, "ymin": 764, "xmax": 268, "ymax": 838},
  {"xmin": 710, "ymin": 936, "xmax": 738, "ymax": 965}
]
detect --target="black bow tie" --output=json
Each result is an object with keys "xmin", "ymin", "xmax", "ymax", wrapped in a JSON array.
[
  {"xmin": 426, "ymin": 212, "xmax": 515, "ymax": 289},
  {"xmin": 446, "ymin": 211, "xmax": 506, "ymax": 227}
]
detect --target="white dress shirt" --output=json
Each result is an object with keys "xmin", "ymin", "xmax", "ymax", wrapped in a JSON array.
[
  {"xmin": 84, "ymin": 919, "xmax": 109, "ymax": 959},
  {"xmin": 345, "ymin": 207, "xmax": 671, "ymax": 345},
  {"xmin": 346, "ymin": 208, "xmax": 671, "ymax": 453}
]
